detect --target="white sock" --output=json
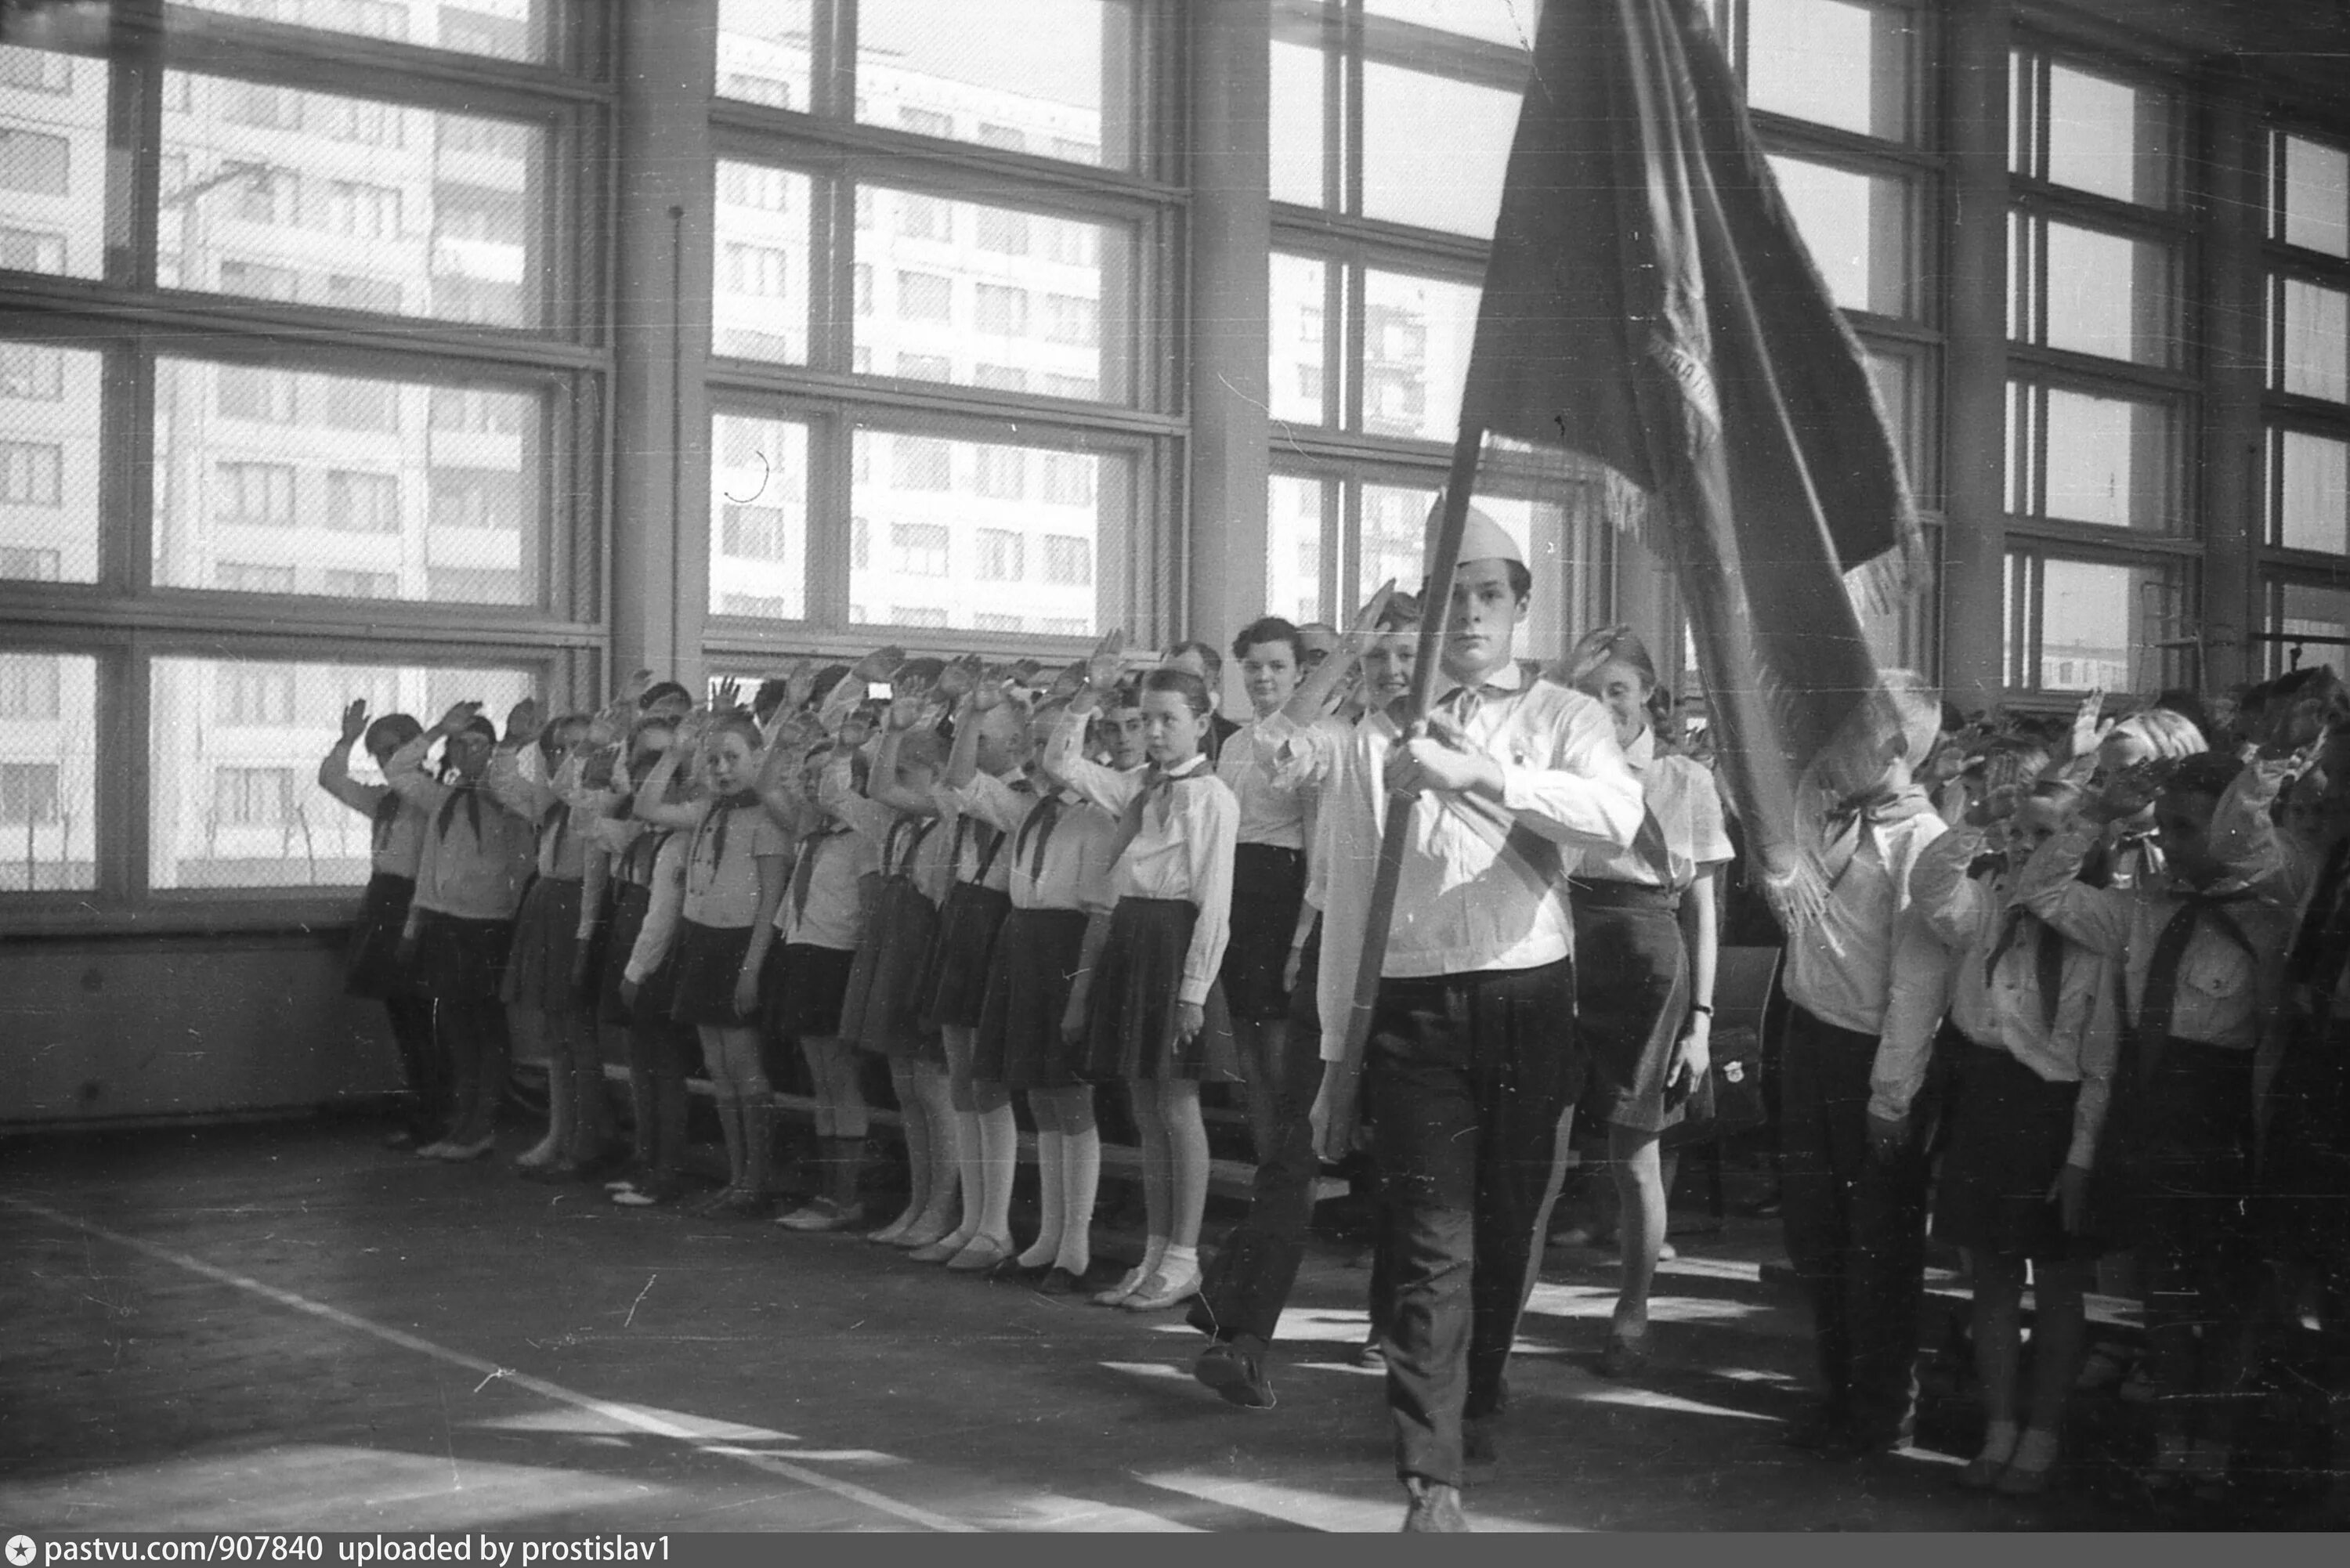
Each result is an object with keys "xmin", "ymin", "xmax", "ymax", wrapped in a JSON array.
[
  {"xmin": 1140, "ymin": 1233, "xmax": 1170, "ymax": 1281},
  {"xmin": 1021, "ymin": 1130, "xmax": 1065, "ymax": 1268},
  {"xmin": 2012, "ymin": 1428, "xmax": 2061, "ymax": 1472},
  {"xmin": 1977, "ymin": 1420, "xmax": 2019, "ymax": 1465},
  {"xmin": 1057, "ymin": 1129, "xmax": 1099, "ymax": 1277},
  {"xmin": 1159, "ymin": 1242, "xmax": 1198, "ymax": 1279}
]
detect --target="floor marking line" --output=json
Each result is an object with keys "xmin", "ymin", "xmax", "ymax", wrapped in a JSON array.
[{"xmin": 2, "ymin": 1195, "xmax": 980, "ymax": 1534}]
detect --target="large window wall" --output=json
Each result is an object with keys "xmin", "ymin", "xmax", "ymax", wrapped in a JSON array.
[
  {"xmin": 0, "ymin": 2, "xmax": 602, "ymax": 928},
  {"xmin": 700, "ymin": 0, "xmax": 1175, "ymax": 663},
  {"xmin": 2262, "ymin": 127, "xmax": 2350, "ymax": 674}
]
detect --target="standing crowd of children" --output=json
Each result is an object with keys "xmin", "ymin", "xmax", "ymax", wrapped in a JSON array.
[{"xmin": 313, "ymin": 560, "xmax": 2350, "ymax": 1529}]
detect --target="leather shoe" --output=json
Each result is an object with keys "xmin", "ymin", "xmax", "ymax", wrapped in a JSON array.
[
  {"xmin": 1121, "ymin": 1266, "xmax": 1202, "ymax": 1312},
  {"xmin": 944, "ymin": 1235, "xmax": 1013, "ymax": 1273},
  {"xmin": 1401, "ymin": 1477, "xmax": 1470, "ymax": 1533},
  {"xmin": 1192, "ymin": 1337, "xmax": 1275, "ymax": 1410},
  {"xmin": 907, "ymin": 1234, "xmax": 967, "ymax": 1263},
  {"xmin": 1596, "ymin": 1331, "xmax": 1651, "ymax": 1379},
  {"xmin": 1033, "ymin": 1266, "xmax": 1085, "ymax": 1296}
]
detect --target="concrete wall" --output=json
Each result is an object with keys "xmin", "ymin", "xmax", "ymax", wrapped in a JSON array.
[{"xmin": 0, "ymin": 934, "xmax": 403, "ymax": 1129}]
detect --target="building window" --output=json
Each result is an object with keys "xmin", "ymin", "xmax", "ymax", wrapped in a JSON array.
[
  {"xmin": 0, "ymin": 654, "xmax": 62, "ymax": 719},
  {"xmin": 1042, "ymin": 534, "xmax": 1091, "ymax": 587},
  {"xmin": 325, "ymin": 471, "xmax": 401, "ymax": 533},
  {"xmin": 0, "ymin": 228, "xmax": 67, "ymax": 274},
  {"xmin": 213, "ymin": 561, "xmax": 298, "ymax": 593},
  {"xmin": 1042, "ymin": 453, "xmax": 1094, "ymax": 507},
  {"xmin": 895, "ymin": 352, "xmax": 952, "ymax": 382},
  {"xmin": 217, "ymin": 663, "xmax": 297, "ymax": 725},
  {"xmin": 0, "ymin": 548, "xmax": 62, "ymax": 582},
  {"xmin": 852, "ymin": 1, "xmax": 1137, "ymax": 169},
  {"xmin": 321, "ymin": 569, "xmax": 399, "ymax": 598},
  {"xmin": 217, "ymin": 367, "xmax": 297, "ymax": 423},
  {"xmin": 890, "ymin": 522, "xmax": 951, "ymax": 577},
  {"xmin": 0, "ymin": 44, "xmax": 74, "ymax": 93},
  {"xmin": 0, "ymin": 128, "xmax": 70, "ymax": 196},
  {"xmin": 975, "ymin": 284, "xmax": 1028, "ymax": 337},
  {"xmin": 0, "ymin": 762, "xmax": 61, "ymax": 824},
  {"xmin": 975, "ymin": 529, "xmax": 1024, "ymax": 580},
  {"xmin": 0, "ymin": 443, "xmax": 63, "ymax": 507},
  {"xmin": 894, "ymin": 436, "xmax": 953, "ymax": 491},
  {"xmin": 721, "ymin": 504, "xmax": 792, "ymax": 560},
  {"xmin": 975, "ymin": 447, "xmax": 1025, "ymax": 499},
  {"xmin": 429, "ymin": 470, "xmax": 524, "ymax": 530},
  {"xmin": 898, "ymin": 270, "xmax": 953, "ymax": 323},
  {"xmin": 214, "ymin": 462, "xmax": 295, "ymax": 526}
]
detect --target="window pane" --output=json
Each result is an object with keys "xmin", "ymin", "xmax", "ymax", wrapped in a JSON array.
[
  {"xmin": 2276, "ymin": 428, "xmax": 2348, "ymax": 555},
  {"xmin": 710, "ymin": 413, "xmax": 808, "ymax": 621},
  {"xmin": 161, "ymin": 70, "xmax": 542, "ymax": 327},
  {"xmin": 715, "ymin": 0, "xmax": 813, "ymax": 111},
  {"xmin": 1361, "ymin": 62, "xmax": 1518, "ymax": 238},
  {"xmin": 1268, "ymin": 38, "xmax": 1325, "ymax": 208},
  {"xmin": 712, "ymin": 161, "xmax": 812, "ymax": 363},
  {"xmin": 856, "ymin": 186, "xmax": 1129, "ymax": 403},
  {"xmin": 1267, "ymin": 473, "xmax": 1329, "ymax": 627},
  {"xmin": 1269, "ymin": 251, "xmax": 1328, "ymax": 425},
  {"xmin": 0, "ymin": 45, "xmax": 105, "ymax": 279},
  {"xmin": 1745, "ymin": 0, "xmax": 1911, "ymax": 143},
  {"xmin": 173, "ymin": 0, "xmax": 547, "ymax": 60},
  {"xmin": 1365, "ymin": 0, "xmax": 1541, "ymax": 46},
  {"xmin": 848, "ymin": 428, "xmax": 1121, "ymax": 636},
  {"xmin": 2273, "ymin": 580, "xmax": 2350, "ymax": 677},
  {"xmin": 148, "ymin": 655, "xmax": 531, "ymax": 891},
  {"xmin": 1361, "ymin": 268, "xmax": 1478, "ymax": 442},
  {"xmin": 2044, "ymin": 221, "xmax": 2174, "ymax": 367},
  {"xmin": 2278, "ymin": 134, "xmax": 2349, "ymax": 258},
  {"xmin": 0, "ymin": 340, "xmax": 102, "ymax": 583},
  {"xmin": 1358, "ymin": 481, "xmax": 1435, "ymax": 611},
  {"xmin": 153, "ymin": 357, "xmax": 543, "ymax": 604},
  {"xmin": 1865, "ymin": 343, "xmax": 1925, "ymax": 495},
  {"xmin": 855, "ymin": 0, "xmax": 1137, "ymax": 171},
  {"xmin": 2036, "ymin": 384, "xmax": 2177, "ymax": 531},
  {"xmin": 2276, "ymin": 277, "xmax": 2348, "ymax": 403},
  {"xmin": 0, "ymin": 649, "xmax": 97, "ymax": 891},
  {"xmin": 2044, "ymin": 62, "xmax": 2171, "ymax": 208},
  {"xmin": 2034, "ymin": 557, "xmax": 2165, "ymax": 692},
  {"xmin": 1767, "ymin": 154, "xmax": 1912, "ymax": 316}
]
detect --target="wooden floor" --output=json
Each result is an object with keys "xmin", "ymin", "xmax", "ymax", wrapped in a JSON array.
[{"xmin": 0, "ymin": 1120, "xmax": 2202, "ymax": 1532}]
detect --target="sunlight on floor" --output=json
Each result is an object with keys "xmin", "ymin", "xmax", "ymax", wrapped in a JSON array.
[{"xmin": 1137, "ymin": 1471, "xmax": 1582, "ymax": 1534}]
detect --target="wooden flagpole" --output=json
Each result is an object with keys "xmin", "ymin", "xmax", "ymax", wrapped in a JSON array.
[{"xmin": 1339, "ymin": 423, "xmax": 1488, "ymax": 1064}]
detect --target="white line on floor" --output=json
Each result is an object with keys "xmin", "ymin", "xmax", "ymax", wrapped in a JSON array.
[{"xmin": 2, "ymin": 1194, "xmax": 980, "ymax": 1534}]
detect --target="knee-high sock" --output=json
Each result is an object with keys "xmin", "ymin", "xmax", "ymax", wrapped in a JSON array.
[
  {"xmin": 976, "ymin": 1101, "xmax": 1018, "ymax": 1241},
  {"xmin": 712, "ymin": 1086, "xmax": 744, "ymax": 1187},
  {"xmin": 1057, "ymin": 1125, "xmax": 1100, "ymax": 1277},
  {"xmin": 1022, "ymin": 1129, "xmax": 1067, "ymax": 1268}
]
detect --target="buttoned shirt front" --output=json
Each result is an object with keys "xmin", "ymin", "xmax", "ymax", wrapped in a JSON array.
[
  {"xmin": 1781, "ymin": 801, "xmax": 1948, "ymax": 1036},
  {"xmin": 1216, "ymin": 717, "xmax": 1310, "ymax": 851},
  {"xmin": 1262, "ymin": 660, "xmax": 1644, "ymax": 1060}
]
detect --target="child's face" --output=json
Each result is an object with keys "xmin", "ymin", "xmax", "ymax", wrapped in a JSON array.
[
  {"xmin": 2097, "ymin": 729, "xmax": 2156, "ymax": 779},
  {"xmin": 1362, "ymin": 631, "xmax": 1418, "ymax": 708},
  {"xmin": 1141, "ymin": 691, "xmax": 1206, "ymax": 768},
  {"xmin": 703, "ymin": 732, "xmax": 758, "ymax": 795},
  {"xmin": 1108, "ymin": 705, "xmax": 1148, "ymax": 770},
  {"xmin": 1238, "ymin": 639, "xmax": 1300, "ymax": 716},
  {"xmin": 897, "ymin": 761, "xmax": 938, "ymax": 797},
  {"xmin": 975, "ymin": 705, "xmax": 1028, "ymax": 778},
  {"xmin": 2008, "ymin": 796, "xmax": 2068, "ymax": 862},
  {"xmin": 443, "ymin": 732, "xmax": 490, "ymax": 781},
  {"xmin": 1441, "ymin": 559, "xmax": 1526, "ymax": 684},
  {"xmin": 2153, "ymin": 786, "xmax": 2224, "ymax": 887},
  {"xmin": 1574, "ymin": 658, "xmax": 1651, "ymax": 750}
]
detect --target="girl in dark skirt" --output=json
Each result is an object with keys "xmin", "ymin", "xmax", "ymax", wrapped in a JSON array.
[
  {"xmin": 492, "ymin": 708, "xmax": 607, "ymax": 1178},
  {"xmin": 317, "ymin": 702, "xmax": 437, "ymax": 1145},
  {"xmin": 913, "ymin": 682, "xmax": 1028, "ymax": 1273},
  {"xmin": 957, "ymin": 695, "xmax": 1123, "ymax": 1288},
  {"xmin": 597, "ymin": 715, "xmax": 698, "ymax": 1205},
  {"xmin": 634, "ymin": 709, "xmax": 790, "ymax": 1216},
  {"xmin": 844, "ymin": 716, "xmax": 964, "ymax": 1257},
  {"xmin": 1563, "ymin": 629, "xmax": 1732, "ymax": 1376},
  {"xmin": 1217, "ymin": 618, "xmax": 1313, "ymax": 1165},
  {"xmin": 1044, "ymin": 648, "xmax": 1242, "ymax": 1314}
]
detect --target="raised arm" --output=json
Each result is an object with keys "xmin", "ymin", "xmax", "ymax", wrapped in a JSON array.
[
  {"xmin": 385, "ymin": 702, "xmax": 477, "ymax": 813},
  {"xmin": 631, "ymin": 729, "xmax": 705, "ymax": 830},
  {"xmin": 316, "ymin": 699, "xmax": 386, "ymax": 818},
  {"xmin": 1907, "ymin": 824, "xmax": 1996, "ymax": 950}
]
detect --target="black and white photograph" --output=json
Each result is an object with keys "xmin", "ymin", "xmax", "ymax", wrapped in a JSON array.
[{"xmin": 3, "ymin": 0, "xmax": 2348, "ymax": 1538}]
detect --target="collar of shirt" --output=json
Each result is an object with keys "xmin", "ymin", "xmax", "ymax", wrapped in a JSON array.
[
  {"xmin": 1153, "ymin": 755, "xmax": 1210, "ymax": 783},
  {"xmin": 1434, "ymin": 658, "xmax": 1528, "ymax": 708},
  {"xmin": 1622, "ymin": 726, "xmax": 1655, "ymax": 775}
]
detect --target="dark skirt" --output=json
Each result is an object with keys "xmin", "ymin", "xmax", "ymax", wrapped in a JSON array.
[
  {"xmin": 345, "ymin": 870, "xmax": 418, "ymax": 999},
  {"xmin": 500, "ymin": 876, "xmax": 584, "ymax": 1013},
  {"xmin": 766, "ymin": 941, "xmax": 856, "ymax": 1044},
  {"xmin": 1222, "ymin": 843, "xmax": 1307, "ymax": 1022},
  {"xmin": 1932, "ymin": 1040, "xmax": 2102, "ymax": 1261},
  {"xmin": 920, "ymin": 882, "xmax": 1013, "ymax": 1032},
  {"xmin": 599, "ymin": 881, "xmax": 663, "ymax": 1026},
  {"xmin": 1083, "ymin": 897, "xmax": 1244, "ymax": 1083},
  {"xmin": 668, "ymin": 919, "xmax": 758, "ymax": 1028},
  {"xmin": 2088, "ymin": 1035, "xmax": 2257, "ymax": 1254},
  {"xmin": 974, "ymin": 906, "xmax": 1093, "ymax": 1087},
  {"xmin": 1570, "ymin": 883, "xmax": 1690, "ymax": 1134},
  {"xmin": 843, "ymin": 876, "xmax": 942, "ymax": 1061},
  {"xmin": 414, "ymin": 909, "xmax": 514, "ymax": 1006},
  {"xmin": 2258, "ymin": 1015, "xmax": 2350, "ymax": 1277}
]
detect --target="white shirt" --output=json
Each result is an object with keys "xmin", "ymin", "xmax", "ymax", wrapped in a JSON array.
[
  {"xmin": 1216, "ymin": 718, "xmax": 1309, "ymax": 851},
  {"xmin": 624, "ymin": 833, "xmax": 689, "ymax": 985},
  {"xmin": 952, "ymin": 771, "xmax": 1119, "ymax": 916},
  {"xmin": 1572, "ymin": 728, "xmax": 1733, "ymax": 888},
  {"xmin": 1264, "ymin": 661, "xmax": 1644, "ymax": 1060},
  {"xmin": 1781, "ymin": 802, "xmax": 1948, "ymax": 1035},
  {"xmin": 1044, "ymin": 716, "xmax": 1239, "ymax": 1006},
  {"xmin": 318, "ymin": 748, "xmax": 426, "ymax": 880}
]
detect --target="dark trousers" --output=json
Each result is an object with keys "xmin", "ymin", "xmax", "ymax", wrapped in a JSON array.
[
  {"xmin": 1189, "ymin": 1019, "xmax": 1328, "ymax": 1342},
  {"xmin": 385, "ymin": 992, "xmax": 446, "ymax": 1139},
  {"xmin": 1366, "ymin": 959, "xmax": 1578, "ymax": 1487},
  {"xmin": 1778, "ymin": 1002, "xmax": 1930, "ymax": 1440}
]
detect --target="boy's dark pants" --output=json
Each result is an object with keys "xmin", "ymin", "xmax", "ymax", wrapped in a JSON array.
[
  {"xmin": 1778, "ymin": 1002, "xmax": 1931, "ymax": 1444},
  {"xmin": 1365, "ymin": 959, "xmax": 1578, "ymax": 1488}
]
